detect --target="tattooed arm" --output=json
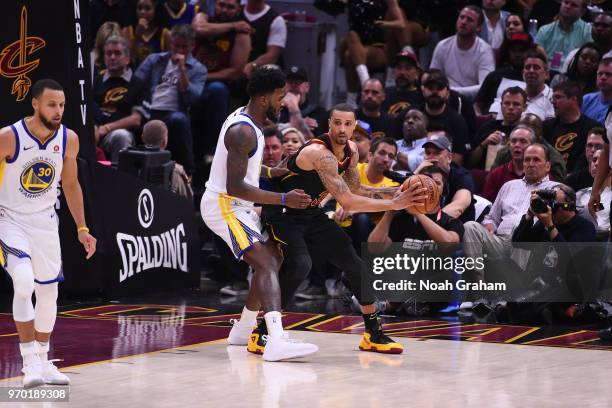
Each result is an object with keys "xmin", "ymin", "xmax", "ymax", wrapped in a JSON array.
[
  {"xmin": 343, "ymin": 147, "xmax": 398, "ymax": 199},
  {"xmin": 225, "ymin": 124, "xmax": 310, "ymax": 208},
  {"xmin": 299, "ymin": 143, "xmax": 425, "ymax": 212}
]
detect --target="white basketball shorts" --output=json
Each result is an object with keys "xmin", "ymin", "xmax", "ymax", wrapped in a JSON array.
[
  {"xmin": 201, "ymin": 191, "xmax": 268, "ymax": 260},
  {"xmin": 0, "ymin": 206, "xmax": 62, "ymax": 284}
]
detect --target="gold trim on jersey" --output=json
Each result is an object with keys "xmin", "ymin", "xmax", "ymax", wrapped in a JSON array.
[{"xmin": 219, "ymin": 194, "xmax": 249, "ymax": 250}]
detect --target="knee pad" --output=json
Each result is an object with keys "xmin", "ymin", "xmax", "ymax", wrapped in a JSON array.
[
  {"xmin": 34, "ymin": 283, "xmax": 58, "ymax": 333},
  {"xmin": 9, "ymin": 260, "xmax": 35, "ymax": 299}
]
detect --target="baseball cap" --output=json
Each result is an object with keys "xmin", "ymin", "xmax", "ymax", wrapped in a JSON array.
[
  {"xmin": 285, "ymin": 66, "xmax": 308, "ymax": 82},
  {"xmin": 393, "ymin": 49, "xmax": 420, "ymax": 68},
  {"xmin": 423, "ymin": 135, "xmax": 452, "ymax": 151},
  {"xmin": 354, "ymin": 120, "xmax": 372, "ymax": 139},
  {"xmin": 423, "ymin": 71, "xmax": 449, "ymax": 89}
]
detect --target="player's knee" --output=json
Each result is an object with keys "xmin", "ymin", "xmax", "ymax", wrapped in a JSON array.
[
  {"xmin": 35, "ymin": 282, "xmax": 59, "ymax": 306},
  {"xmin": 11, "ymin": 262, "xmax": 35, "ymax": 299}
]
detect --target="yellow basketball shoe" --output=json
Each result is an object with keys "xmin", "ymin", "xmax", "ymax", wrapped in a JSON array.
[{"xmin": 359, "ymin": 330, "xmax": 404, "ymax": 354}]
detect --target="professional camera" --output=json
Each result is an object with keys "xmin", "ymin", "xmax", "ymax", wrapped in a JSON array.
[{"xmin": 530, "ymin": 189, "xmax": 557, "ymax": 214}]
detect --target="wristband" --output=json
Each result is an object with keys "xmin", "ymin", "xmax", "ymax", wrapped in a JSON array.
[
  {"xmin": 281, "ymin": 193, "xmax": 285, "ymax": 206},
  {"xmin": 77, "ymin": 226, "xmax": 89, "ymax": 234}
]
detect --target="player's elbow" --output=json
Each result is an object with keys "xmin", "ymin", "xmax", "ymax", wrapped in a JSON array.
[{"xmin": 226, "ymin": 181, "xmax": 243, "ymax": 197}]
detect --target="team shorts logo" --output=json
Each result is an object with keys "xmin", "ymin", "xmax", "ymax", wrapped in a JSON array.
[{"xmin": 20, "ymin": 160, "xmax": 55, "ymax": 194}]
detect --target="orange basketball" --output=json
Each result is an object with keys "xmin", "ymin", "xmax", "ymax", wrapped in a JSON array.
[{"xmin": 400, "ymin": 174, "xmax": 441, "ymax": 214}]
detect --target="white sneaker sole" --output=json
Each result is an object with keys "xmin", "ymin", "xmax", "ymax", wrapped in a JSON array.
[
  {"xmin": 23, "ymin": 378, "xmax": 44, "ymax": 389},
  {"xmin": 43, "ymin": 378, "xmax": 70, "ymax": 385}
]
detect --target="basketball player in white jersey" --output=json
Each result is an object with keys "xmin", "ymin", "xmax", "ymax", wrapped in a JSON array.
[
  {"xmin": 0, "ymin": 79, "xmax": 96, "ymax": 388},
  {"xmin": 201, "ymin": 65, "xmax": 318, "ymax": 361}
]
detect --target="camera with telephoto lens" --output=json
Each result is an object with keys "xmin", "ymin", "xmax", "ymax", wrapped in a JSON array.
[{"xmin": 530, "ymin": 189, "xmax": 557, "ymax": 214}]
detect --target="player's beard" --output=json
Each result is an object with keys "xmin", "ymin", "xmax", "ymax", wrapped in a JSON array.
[
  {"xmin": 266, "ymin": 106, "xmax": 280, "ymax": 122},
  {"xmin": 39, "ymin": 112, "xmax": 60, "ymax": 132}
]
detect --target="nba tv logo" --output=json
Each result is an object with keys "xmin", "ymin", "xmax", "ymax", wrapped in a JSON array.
[{"xmin": 138, "ymin": 189, "xmax": 154, "ymax": 229}]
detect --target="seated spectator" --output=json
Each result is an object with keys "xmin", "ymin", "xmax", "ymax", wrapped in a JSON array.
[
  {"xmin": 242, "ymin": 0, "xmax": 286, "ymax": 78},
  {"xmin": 135, "ymin": 24, "xmax": 206, "ymax": 174},
  {"xmin": 278, "ymin": 67, "xmax": 329, "ymax": 139},
  {"xmin": 258, "ymin": 126, "xmax": 283, "ymax": 192},
  {"xmin": 281, "ymin": 127, "xmax": 305, "ymax": 157},
  {"xmin": 141, "ymin": 119, "xmax": 193, "ymax": 198},
  {"xmin": 191, "ymin": 0, "xmax": 251, "ymax": 157},
  {"xmin": 552, "ymin": 42, "xmax": 602, "ymax": 95},
  {"xmin": 430, "ymin": 5, "xmax": 495, "ymax": 100},
  {"xmin": 577, "ymin": 149, "xmax": 612, "ymax": 234},
  {"xmin": 535, "ymin": 0, "xmax": 592, "ymax": 70},
  {"xmin": 123, "ymin": 0, "xmax": 171, "ymax": 67},
  {"xmin": 582, "ymin": 58, "xmax": 612, "ymax": 123},
  {"xmin": 92, "ymin": 21, "xmax": 123, "ymax": 74},
  {"xmin": 492, "ymin": 112, "xmax": 567, "ymax": 181},
  {"xmin": 480, "ymin": 0, "xmax": 510, "ymax": 52},
  {"xmin": 545, "ymin": 80, "xmax": 602, "ymax": 173},
  {"xmin": 335, "ymin": 138, "xmax": 400, "ymax": 253},
  {"xmin": 490, "ymin": 50, "xmax": 554, "ymax": 120},
  {"xmin": 463, "ymin": 143, "xmax": 559, "ymax": 281},
  {"xmin": 350, "ymin": 120, "xmax": 373, "ymax": 163},
  {"xmin": 419, "ymin": 71, "xmax": 472, "ymax": 164},
  {"xmin": 383, "ymin": 49, "xmax": 425, "ymax": 116},
  {"xmin": 482, "ymin": 125, "xmax": 535, "ymax": 202},
  {"xmin": 93, "ymin": 36, "xmax": 145, "ymax": 163},
  {"xmin": 394, "ymin": 109, "xmax": 429, "ymax": 173},
  {"xmin": 469, "ymin": 86, "xmax": 528, "ymax": 169},
  {"xmin": 338, "ymin": 0, "xmax": 413, "ymax": 107},
  {"xmin": 475, "ymin": 33, "xmax": 532, "ymax": 119},
  {"xmin": 566, "ymin": 126, "xmax": 605, "ymax": 190},
  {"xmin": 162, "ymin": 0, "xmax": 199, "ymax": 27},
  {"xmin": 415, "ymin": 135, "xmax": 476, "ymax": 222},
  {"xmin": 562, "ymin": 12, "xmax": 612, "ymax": 73},
  {"xmin": 368, "ymin": 165, "xmax": 464, "ymax": 246},
  {"xmin": 356, "ymin": 79, "xmax": 397, "ymax": 139},
  {"xmin": 497, "ymin": 14, "xmax": 547, "ymax": 66}
]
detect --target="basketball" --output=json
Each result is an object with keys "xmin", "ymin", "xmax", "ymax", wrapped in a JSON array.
[{"xmin": 400, "ymin": 174, "xmax": 441, "ymax": 214}]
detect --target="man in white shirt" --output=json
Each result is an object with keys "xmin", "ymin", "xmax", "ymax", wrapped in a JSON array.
[
  {"xmin": 577, "ymin": 149, "xmax": 611, "ymax": 235},
  {"xmin": 430, "ymin": 5, "xmax": 495, "ymax": 100},
  {"xmin": 463, "ymin": 144, "xmax": 558, "ymax": 281},
  {"xmin": 242, "ymin": 0, "xmax": 287, "ymax": 77}
]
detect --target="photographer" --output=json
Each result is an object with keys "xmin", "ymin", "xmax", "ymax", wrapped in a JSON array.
[{"xmin": 513, "ymin": 184, "xmax": 595, "ymax": 243}]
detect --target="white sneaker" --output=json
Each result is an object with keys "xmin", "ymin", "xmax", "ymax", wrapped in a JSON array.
[
  {"xmin": 262, "ymin": 334, "xmax": 318, "ymax": 362},
  {"xmin": 41, "ymin": 359, "xmax": 70, "ymax": 385},
  {"xmin": 227, "ymin": 319, "xmax": 255, "ymax": 346},
  {"xmin": 22, "ymin": 360, "xmax": 44, "ymax": 389}
]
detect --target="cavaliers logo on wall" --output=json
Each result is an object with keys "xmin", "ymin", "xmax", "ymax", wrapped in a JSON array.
[{"xmin": 0, "ymin": 6, "xmax": 46, "ymax": 102}]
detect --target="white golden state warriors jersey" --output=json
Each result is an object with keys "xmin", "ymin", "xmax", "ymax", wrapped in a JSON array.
[
  {"xmin": 205, "ymin": 107, "xmax": 264, "ymax": 205},
  {"xmin": 0, "ymin": 118, "xmax": 66, "ymax": 214}
]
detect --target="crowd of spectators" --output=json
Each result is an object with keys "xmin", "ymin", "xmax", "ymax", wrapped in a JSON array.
[{"xmin": 90, "ymin": 0, "xmax": 612, "ymax": 323}]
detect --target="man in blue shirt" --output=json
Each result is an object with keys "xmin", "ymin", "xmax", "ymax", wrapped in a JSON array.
[
  {"xmin": 582, "ymin": 58, "xmax": 612, "ymax": 123},
  {"xmin": 135, "ymin": 24, "xmax": 206, "ymax": 174},
  {"xmin": 535, "ymin": 0, "xmax": 592, "ymax": 70}
]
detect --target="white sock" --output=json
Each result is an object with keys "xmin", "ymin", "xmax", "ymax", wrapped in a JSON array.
[
  {"xmin": 264, "ymin": 311, "xmax": 284, "ymax": 339},
  {"xmin": 239, "ymin": 307, "xmax": 258, "ymax": 327},
  {"xmin": 346, "ymin": 92, "xmax": 358, "ymax": 108},
  {"xmin": 36, "ymin": 341, "xmax": 49, "ymax": 361},
  {"xmin": 19, "ymin": 341, "xmax": 38, "ymax": 365},
  {"xmin": 356, "ymin": 64, "xmax": 370, "ymax": 84}
]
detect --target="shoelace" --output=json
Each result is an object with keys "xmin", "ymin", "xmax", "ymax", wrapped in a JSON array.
[
  {"xmin": 22, "ymin": 363, "xmax": 42, "ymax": 374},
  {"xmin": 43, "ymin": 359, "xmax": 64, "ymax": 372}
]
